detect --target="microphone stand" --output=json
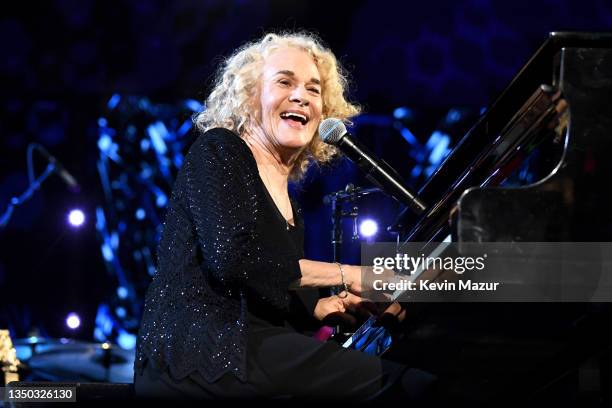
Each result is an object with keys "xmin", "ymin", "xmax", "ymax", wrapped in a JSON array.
[
  {"xmin": 325, "ymin": 185, "xmax": 381, "ymax": 264},
  {"xmin": 324, "ymin": 184, "xmax": 381, "ymax": 342},
  {"xmin": 0, "ymin": 163, "xmax": 55, "ymax": 228},
  {"xmin": 1, "ymin": 143, "xmax": 77, "ymax": 229},
  {"xmin": 331, "ymin": 195, "xmax": 342, "ymax": 267}
]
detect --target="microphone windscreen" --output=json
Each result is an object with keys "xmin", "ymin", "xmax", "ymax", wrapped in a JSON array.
[{"xmin": 318, "ymin": 118, "xmax": 347, "ymax": 145}]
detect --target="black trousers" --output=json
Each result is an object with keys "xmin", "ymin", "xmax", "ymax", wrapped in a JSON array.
[{"xmin": 134, "ymin": 315, "xmax": 436, "ymax": 401}]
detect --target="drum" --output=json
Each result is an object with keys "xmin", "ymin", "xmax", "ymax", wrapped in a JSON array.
[{"xmin": 13, "ymin": 337, "xmax": 134, "ymax": 383}]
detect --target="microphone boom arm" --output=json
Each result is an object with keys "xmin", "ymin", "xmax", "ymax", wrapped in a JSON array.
[{"xmin": 339, "ymin": 136, "xmax": 427, "ymax": 215}]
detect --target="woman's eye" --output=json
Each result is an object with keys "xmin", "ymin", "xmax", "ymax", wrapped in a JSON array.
[
  {"xmin": 278, "ymin": 79, "xmax": 290, "ymax": 86},
  {"xmin": 309, "ymin": 88, "xmax": 321, "ymax": 94}
]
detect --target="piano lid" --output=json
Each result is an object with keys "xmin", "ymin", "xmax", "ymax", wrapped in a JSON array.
[{"xmin": 390, "ymin": 32, "xmax": 612, "ymax": 236}]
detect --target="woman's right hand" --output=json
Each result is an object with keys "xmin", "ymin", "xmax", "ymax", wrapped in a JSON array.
[
  {"xmin": 313, "ymin": 293, "xmax": 373, "ymax": 328},
  {"xmin": 345, "ymin": 265, "xmax": 398, "ymax": 298},
  {"xmin": 344, "ymin": 265, "xmax": 363, "ymax": 295},
  {"xmin": 313, "ymin": 296, "xmax": 346, "ymax": 321}
]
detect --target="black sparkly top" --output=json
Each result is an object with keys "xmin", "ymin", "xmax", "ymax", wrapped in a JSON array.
[{"xmin": 135, "ymin": 128, "xmax": 310, "ymax": 382}]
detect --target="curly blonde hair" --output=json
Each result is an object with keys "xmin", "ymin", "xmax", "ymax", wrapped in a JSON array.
[{"xmin": 194, "ymin": 31, "xmax": 360, "ymax": 180}]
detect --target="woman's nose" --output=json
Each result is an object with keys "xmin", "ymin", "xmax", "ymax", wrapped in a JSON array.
[{"xmin": 289, "ymin": 87, "xmax": 309, "ymax": 106}]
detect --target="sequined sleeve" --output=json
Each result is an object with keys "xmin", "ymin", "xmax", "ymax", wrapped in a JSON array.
[{"xmin": 183, "ymin": 129, "xmax": 301, "ymax": 309}]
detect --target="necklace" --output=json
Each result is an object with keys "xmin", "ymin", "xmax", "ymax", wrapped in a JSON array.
[{"xmin": 259, "ymin": 165, "xmax": 292, "ymax": 231}]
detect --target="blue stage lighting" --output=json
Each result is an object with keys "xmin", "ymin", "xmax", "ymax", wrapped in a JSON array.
[
  {"xmin": 147, "ymin": 121, "xmax": 169, "ymax": 155},
  {"xmin": 107, "ymin": 94, "xmax": 121, "ymax": 110},
  {"xmin": 115, "ymin": 307, "xmax": 126, "ymax": 318},
  {"xmin": 101, "ymin": 242, "xmax": 114, "ymax": 262},
  {"xmin": 68, "ymin": 209, "xmax": 85, "ymax": 227},
  {"xmin": 359, "ymin": 219, "xmax": 379, "ymax": 238},
  {"xmin": 393, "ymin": 106, "xmax": 414, "ymax": 120},
  {"xmin": 155, "ymin": 193, "xmax": 167, "ymax": 208},
  {"xmin": 117, "ymin": 286, "xmax": 128, "ymax": 299},
  {"xmin": 184, "ymin": 99, "xmax": 203, "ymax": 112},
  {"xmin": 66, "ymin": 313, "xmax": 81, "ymax": 330},
  {"xmin": 117, "ymin": 330, "xmax": 137, "ymax": 350}
]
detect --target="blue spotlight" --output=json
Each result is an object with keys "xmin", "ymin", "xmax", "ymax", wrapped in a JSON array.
[
  {"xmin": 107, "ymin": 94, "xmax": 121, "ymax": 110},
  {"xmin": 135, "ymin": 208, "xmax": 145, "ymax": 220},
  {"xmin": 359, "ymin": 219, "xmax": 379, "ymax": 238},
  {"xmin": 66, "ymin": 313, "xmax": 81, "ymax": 330},
  {"xmin": 115, "ymin": 307, "xmax": 126, "ymax": 318},
  {"xmin": 117, "ymin": 330, "xmax": 137, "ymax": 350},
  {"xmin": 68, "ymin": 209, "xmax": 85, "ymax": 227},
  {"xmin": 155, "ymin": 193, "xmax": 167, "ymax": 208},
  {"xmin": 117, "ymin": 286, "xmax": 128, "ymax": 299},
  {"xmin": 393, "ymin": 106, "xmax": 414, "ymax": 120}
]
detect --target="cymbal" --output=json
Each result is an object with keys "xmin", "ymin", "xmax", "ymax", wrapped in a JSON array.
[
  {"xmin": 13, "ymin": 336, "xmax": 72, "ymax": 346},
  {"xmin": 14, "ymin": 337, "xmax": 92, "ymax": 361},
  {"xmin": 17, "ymin": 340, "xmax": 134, "ymax": 383}
]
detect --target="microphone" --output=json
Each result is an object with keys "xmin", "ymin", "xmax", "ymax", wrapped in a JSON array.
[
  {"xmin": 34, "ymin": 145, "xmax": 80, "ymax": 191},
  {"xmin": 319, "ymin": 118, "xmax": 426, "ymax": 215}
]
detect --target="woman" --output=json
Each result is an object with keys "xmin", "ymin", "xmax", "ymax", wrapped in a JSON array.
[{"xmin": 134, "ymin": 31, "xmax": 434, "ymax": 400}]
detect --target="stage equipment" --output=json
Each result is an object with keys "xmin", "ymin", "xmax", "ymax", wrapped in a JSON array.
[
  {"xmin": 93, "ymin": 95, "xmax": 202, "ymax": 347},
  {"xmin": 0, "ymin": 143, "xmax": 79, "ymax": 228},
  {"xmin": 341, "ymin": 32, "xmax": 612, "ymax": 404}
]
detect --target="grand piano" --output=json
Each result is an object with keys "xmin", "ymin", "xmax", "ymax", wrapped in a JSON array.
[{"xmin": 354, "ymin": 32, "xmax": 612, "ymax": 404}]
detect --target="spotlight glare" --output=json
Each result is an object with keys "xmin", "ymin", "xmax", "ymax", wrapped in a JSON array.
[
  {"xmin": 117, "ymin": 286, "xmax": 128, "ymax": 299},
  {"xmin": 359, "ymin": 219, "xmax": 378, "ymax": 238},
  {"xmin": 115, "ymin": 307, "xmax": 126, "ymax": 318},
  {"xmin": 68, "ymin": 209, "xmax": 85, "ymax": 227},
  {"xmin": 66, "ymin": 313, "xmax": 81, "ymax": 330},
  {"xmin": 117, "ymin": 331, "xmax": 137, "ymax": 350}
]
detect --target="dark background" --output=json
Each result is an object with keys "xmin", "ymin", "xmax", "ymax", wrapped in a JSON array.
[{"xmin": 1, "ymin": 0, "xmax": 610, "ymax": 344}]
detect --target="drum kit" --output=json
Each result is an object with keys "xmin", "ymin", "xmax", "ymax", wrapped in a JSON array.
[{"xmin": 12, "ymin": 336, "xmax": 134, "ymax": 383}]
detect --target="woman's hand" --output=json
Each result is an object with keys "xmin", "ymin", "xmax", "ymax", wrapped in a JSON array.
[
  {"xmin": 340, "ymin": 291, "xmax": 407, "ymax": 323},
  {"xmin": 313, "ymin": 293, "xmax": 376, "ymax": 322},
  {"xmin": 312, "ymin": 295, "xmax": 359, "ymax": 329},
  {"xmin": 345, "ymin": 265, "xmax": 399, "ymax": 299},
  {"xmin": 313, "ymin": 296, "xmax": 345, "ymax": 321},
  {"xmin": 338, "ymin": 291, "xmax": 377, "ymax": 317},
  {"xmin": 344, "ymin": 265, "xmax": 363, "ymax": 295}
]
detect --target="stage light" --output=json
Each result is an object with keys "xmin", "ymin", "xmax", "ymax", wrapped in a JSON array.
[
  {"xmin": 359, "ymin": 219, "xmax": 378, "ymax": 238},
  {"xmin": 66, "ymin": 313, "xmax": 81, "ymax": 330},
  {"xmin": 184, "ymin": 99, "xmax": 203, "ymax": 112},
  {"xmin": 68, "ymin": 209, "xmax": 85, "ymax": 227},
  {"xmin": 107, "ymin": 94, "xmax": 121, "ymax": 110},
  {"xmin": 393, "ymin": 106, "xmax": 414, "ymax": 120},
  {"xmin": 155, "ymin": 193, "xmax": 167, "ymax": 207},
  {"xmin": 117, "ymin": 330, "xmax": 137, "ymax": 350},
  {"xmin": 101, "ymin": 243, "xmax": 114, "ymax": 261},
  {"xmin": 147, "ymin": 121, "xmax": 168, "ymax": 155},
  {"xmin": 115, "ymin": 307, "xmax": 126, "ymax": 318},
  {"xmin": 117, "ymin": 286, "xmax": 128, "ymax": 299},
  {"xmin": 98, "ymin": 134, "xmax": 111, "ymax": 151}
]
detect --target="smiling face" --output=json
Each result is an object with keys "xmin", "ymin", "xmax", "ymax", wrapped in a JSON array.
[{"xmin": 253, "ymin": 47, "xmax": 323, "ymax": 152}]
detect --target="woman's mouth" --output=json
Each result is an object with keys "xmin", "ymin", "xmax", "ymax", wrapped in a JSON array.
[{"xmin": 280, "ymin": 111, "xmax": 309, "ymax": 128}]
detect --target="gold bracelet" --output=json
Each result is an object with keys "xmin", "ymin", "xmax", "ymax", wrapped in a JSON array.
[{"xmin": 336, "ymin": 262, "xmax": 349, "ymax": 298}]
